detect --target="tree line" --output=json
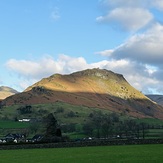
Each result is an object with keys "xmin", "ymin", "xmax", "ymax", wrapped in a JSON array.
[{"xmin": 62, "ymin": 111, "xmax": 153, "ymax": 139}]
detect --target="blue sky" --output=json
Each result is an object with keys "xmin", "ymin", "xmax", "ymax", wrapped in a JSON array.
[{"xmin": 1, "ymin": 0, "xmax": 163, "ymax": 94}]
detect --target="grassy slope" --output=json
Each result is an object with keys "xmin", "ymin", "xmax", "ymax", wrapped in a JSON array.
[
  {"xmin": 0, "ymin": 102, "xmax": 109, "ymax": 122},
  {"xmin": 1, "ymin": 101, "xmax": 163, "ymax": 126},
  {"xmin": 0, "ymin": 144, "xmax": 163, "ymax": 163}
]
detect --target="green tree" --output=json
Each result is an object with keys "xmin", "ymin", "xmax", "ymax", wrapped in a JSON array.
[
  {"xmin": 44, "ymin": 113, "xmax": 58, "ymax": 136},
  {"xmin": 83, "ymin": 122, "xmax": 94, "ymax": 136},
  {"xmin": 101, "ymin": 114, "xmax": 114, "ymax": 138},
  {"xmin": 43, "ymin": 113, "xmax": 62, "ymax": 142}
]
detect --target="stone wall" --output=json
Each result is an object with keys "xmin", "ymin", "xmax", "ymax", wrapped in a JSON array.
[{"xmin": 0, "ymin": 139, "xmax": 163, "ymax": 150}]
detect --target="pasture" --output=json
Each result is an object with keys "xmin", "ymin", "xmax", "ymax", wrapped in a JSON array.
[{"xmin": 0, "ymin": 144, "xmax": 163, "ymax": 163}]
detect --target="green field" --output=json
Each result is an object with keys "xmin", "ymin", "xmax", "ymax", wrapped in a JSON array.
[
  {"xmin": 0, "ymin": 121, "xmax": 29, "ymax": 129},
  {"xmin": 0, "ymin": 144, "xmax": 163, "ymax": 163}
]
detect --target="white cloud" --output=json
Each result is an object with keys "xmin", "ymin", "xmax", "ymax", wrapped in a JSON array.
[
  {"xmin": 102, "ymin": 23, "xmax": 163, "ymax": 65},
  {"xmin": 97, "ymin": 0, "xmax": 163, "ymax": 31},
  {"xmin": 6, "ymin": 55, "xmax": 61, "ymax": 79},
  {"xmin": 6, "ymin": 54, "xmax": 162, "ymax": 94},
  {"xmin": 5, "ymin": 54, "xmax": 91, "ymax": 90},
  {"xmin": 58, "ymin": 54, "xmax": 89, "ymax": 73},
  {"xmin": 97, "ymin": 7, "xmax": 153, "ymax": 31},
  {"xmin": 95, "ymin": 49, "xmax": 113, "ymax": 56},
  {"xmin": 151, "ymin": 0, "xmax": 163, "ymax": 10}
]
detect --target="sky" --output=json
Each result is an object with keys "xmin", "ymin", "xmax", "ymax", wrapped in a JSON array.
[{"xmin": 0, "ymin": 0, "xmax": 163, "ymax": 94}]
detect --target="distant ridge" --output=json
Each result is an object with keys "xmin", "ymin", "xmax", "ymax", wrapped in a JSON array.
[
  {"xmin": 0, "ymin": 86, "xmax": 18, "ymax": 100},
  {"xmin": 147, "ymin": 95, "xmax": 163, "ymax": 106},
  {"xmin": 1, "ymin": 68, "xmax": 163, "ymax": 119}
]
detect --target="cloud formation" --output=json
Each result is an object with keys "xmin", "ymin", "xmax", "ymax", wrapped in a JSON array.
[
  {"xmin": 97, "ymin": 0, "xmax": 163, "ymax": 32},
  {"xmin": 6, "ymin": 55, "xmax": 90, "ymax": 90},
  {"xmin": 5, "ymin": 54, "xmax": 163, "ymax": 94},
  {"xmin": 95, "ymin": 0, "xmax": 163, "ymax": 94},
  {"xmin": 96, "ymin": 7, "xmax": 153, "ymax": 31},
  {"xmin": 152, "ymin": 0, "xmax": 163, "ymax": 10},
  {"xmin": 101, "ymin": 23, "xmax": 163, "ymax": 65}
]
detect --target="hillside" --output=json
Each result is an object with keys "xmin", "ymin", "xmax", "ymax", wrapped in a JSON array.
[
  {"xmin": 0, "ymin": 86, "xmax": 18, "ymax": 100},
  {"xmin": 1, "ymin": 68, "xmax": 163, "ymax": 119},
  {"xmin": 147, "ymin": 95, "xmax": 163, "ymax": 106}
]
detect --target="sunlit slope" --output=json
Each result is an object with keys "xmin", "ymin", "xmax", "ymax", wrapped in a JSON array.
[
  {"xmin": 0, "ymin": 86, "xmax": 18, "ymax": 100},
  {"xmin": 26, "ymin": 69, "xmax": 145, "ymax": 98},
  {"xmin": 1, "ymin": 69, "xmax": 163, "ymax": 119}
]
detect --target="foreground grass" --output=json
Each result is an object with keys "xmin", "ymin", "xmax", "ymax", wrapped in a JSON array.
[{"xmin": 0, "ymin": 144, "xmax": 163, "ymax": 163}]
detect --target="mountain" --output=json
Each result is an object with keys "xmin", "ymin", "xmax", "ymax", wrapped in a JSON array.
[
  {"xmin": 147, "ymin": 95, "xmax": 163, "ymax": 106},
  {"xmin": 0, "ymin": 86, "xmax": 18, "ymax": 100},
  {"xmin": 1, "ymin": 68, "xmax": 163, "ymax": 119}
]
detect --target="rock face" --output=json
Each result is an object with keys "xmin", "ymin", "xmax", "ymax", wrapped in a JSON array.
[
  {"xmin": 0, "ymin": 86, "xmax": 18, "ymax": 100},
  {"xmin": 1, "ymin": 68, "xmax": 163, "ymax": 119}
]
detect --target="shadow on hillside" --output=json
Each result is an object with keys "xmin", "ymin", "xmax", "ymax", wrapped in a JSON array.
[{"xmin": 0, "ymin": 87, "xmax": 163, "ymax": 119}]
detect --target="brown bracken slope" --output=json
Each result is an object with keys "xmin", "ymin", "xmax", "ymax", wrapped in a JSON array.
[{"xmin": 1, "ymin": 68, "xmax": 163, "ymax": 119}]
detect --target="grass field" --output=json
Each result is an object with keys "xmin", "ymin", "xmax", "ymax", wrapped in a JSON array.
[
  {"xmin": 0, "ymin": 144, "xmax": 163, "ymax": 163},
  {"xmin": 0, "ymin": 121, "xmax": 29, "ymax": 129}
]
